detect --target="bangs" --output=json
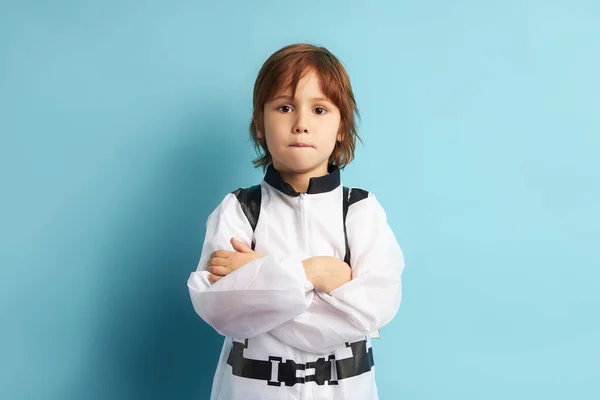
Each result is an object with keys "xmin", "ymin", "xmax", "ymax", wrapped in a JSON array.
[{"xmin": 261, "ymin": 52, "xmax": 347, "ymax": 109}]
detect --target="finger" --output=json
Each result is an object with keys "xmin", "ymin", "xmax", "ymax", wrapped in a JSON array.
[
  {"xmin": 211, "ymin": 250, "xmax": 233, "ymax": 259},
  {"xmin": 231, "ymin": 237, "xmax": 253, "ymax": 253},
  {"xmin": 208, "ymin": 273, "xmax": 223, "ymax": 284},
  {"xmin": 208, "ymin": 257, "xmax": 228, "ymax": 267},
  {"xmin": 207, "ymin": 265, "xmax": 229, "ymax": 276}
]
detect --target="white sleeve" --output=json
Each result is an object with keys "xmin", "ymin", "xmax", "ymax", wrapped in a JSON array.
[
  {"xmin": 268, "ymin": 193, "xmax": 405, "ymax": 354},
  {"xmin": 187, "ymin": 192, "xmax": 315, "ymax": 339}
]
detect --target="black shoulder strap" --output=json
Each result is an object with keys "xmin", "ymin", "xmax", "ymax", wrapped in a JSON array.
[
  {"xmin": 231, "ymin": 184, "xmax": 262, "ymax": 250},
  {"xmin": 343, "ymin": 187, "xmax": 369, "ymax": 266}
]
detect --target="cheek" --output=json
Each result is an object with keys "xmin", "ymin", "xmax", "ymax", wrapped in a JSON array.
[
  {"xmin": 265, "ymin": 111, "xmax": 292, "ymax": 130},
  {"xmin": 262, "ymin": 117, "xmax": 287, "ymax": 148},
  {"xmin": 263, "ymin": 111, "xmax": 280, "ymax": 132},
  {"xmin": 325, "ymin": 115, "xmax": 342, "ymax": 141}
]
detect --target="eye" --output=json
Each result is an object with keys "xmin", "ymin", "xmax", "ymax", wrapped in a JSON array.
[
  {"xmin": 277, "ymin": 105, "xmax": 293, "ymax": 113},
  {"xmin": 314, "ymin": 107, "xmax": 327, "ymax": 115}
]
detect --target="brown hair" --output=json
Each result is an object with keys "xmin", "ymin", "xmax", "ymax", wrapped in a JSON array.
[{"xmin": 249, "ymin": 43, "xmax": 361, "ymax": 170}]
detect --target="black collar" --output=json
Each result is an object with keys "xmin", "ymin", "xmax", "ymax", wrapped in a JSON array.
[{"xmin": 264, "ymin": 164, "xmax": 341, "ymax": 197}]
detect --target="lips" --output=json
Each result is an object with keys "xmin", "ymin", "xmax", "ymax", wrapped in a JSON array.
[{"xmin": 290, "ymin": 143, "xmax": 313, "ymax": 148}]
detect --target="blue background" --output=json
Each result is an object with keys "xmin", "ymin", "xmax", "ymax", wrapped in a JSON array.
[{"xmin": 1, "ymin": 1, "xmax": 599, "ymax": 399}]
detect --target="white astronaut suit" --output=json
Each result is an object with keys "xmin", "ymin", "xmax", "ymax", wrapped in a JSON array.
[{"xmin": 188, "ymin": 164, "xmax": 405, "ymax": 400}]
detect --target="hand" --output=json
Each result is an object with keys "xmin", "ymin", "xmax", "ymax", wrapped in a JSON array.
[
  {"xmin": 207, "ymin": 238, "xmax": 261, "ymax": 284},
  {"xmin": 302, "ymin": 256, "xmax": 352, "ymax": 293}
]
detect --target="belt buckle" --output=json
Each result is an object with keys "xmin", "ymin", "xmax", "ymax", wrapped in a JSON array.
[
  {"xmin": 306, "ymin": 356, "xmax": 337, "ymax": 386},
  {"xmin": 267, "ymin": 356, "xmax": 283, "ymax": 386},
  {"xmin": 267, "ymin": 357, "xmax": 305, "ymax": 387}
]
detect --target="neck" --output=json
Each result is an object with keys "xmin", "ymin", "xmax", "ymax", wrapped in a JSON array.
[{"xmin": 275, "ymin": 164, "xmax": 329, "ymax": 194}]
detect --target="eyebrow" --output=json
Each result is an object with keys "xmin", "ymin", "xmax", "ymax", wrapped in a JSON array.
[{"xmin": 270, "ymin": 95, "xmax": 332, "ymax": 103}]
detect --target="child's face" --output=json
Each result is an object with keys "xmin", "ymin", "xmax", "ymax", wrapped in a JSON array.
[{"xmin": 259, "ymin": 69, "xmax": 342, "ymax": 176}]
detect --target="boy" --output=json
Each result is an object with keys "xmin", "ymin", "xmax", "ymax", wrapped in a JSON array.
[{"xmin": 188, "ymin": 43, "xmax": 405, "ymax": 400}]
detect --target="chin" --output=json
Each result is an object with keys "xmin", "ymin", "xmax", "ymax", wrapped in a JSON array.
[{"xmin": 280, "ymin": 159, "xmax": 328, "ymax": 174}]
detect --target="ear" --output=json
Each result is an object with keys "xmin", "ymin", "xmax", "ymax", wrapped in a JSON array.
[
  {"xmin": 253, "ymin": 115, "xmax": 263, "ymax": 139},
  {"xmin": 337, "ymin": 131, "xmax": 344, "ymax": 142}
]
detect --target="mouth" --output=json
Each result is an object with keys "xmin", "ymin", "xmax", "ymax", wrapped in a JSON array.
[{"xmin": 289, "ymin": 143, "xmax": 314, "ymax": 148}]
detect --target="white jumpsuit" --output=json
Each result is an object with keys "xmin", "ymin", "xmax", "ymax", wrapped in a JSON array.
[{"xmin": 188, "ymin": 164, "xmax": 405, "ymax": 400}]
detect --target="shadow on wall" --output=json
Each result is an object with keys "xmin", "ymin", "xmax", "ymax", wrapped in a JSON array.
[{"xmin": 63, "ymin": 108, "xmax": 252, "ymax": 400}]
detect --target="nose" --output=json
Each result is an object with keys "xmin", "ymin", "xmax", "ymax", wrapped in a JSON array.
[
  {"xmin": 294, "ymin": 126, "xmax": 308, "ymax": 133},
  {"xmin": 293, "ymin": 112, "xmax": 309, "ymax": 134}
]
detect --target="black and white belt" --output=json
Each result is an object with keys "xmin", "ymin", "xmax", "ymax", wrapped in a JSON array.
[{"xmin": 226, "ymin": 339, "xmax": 374, "ymax": 387}]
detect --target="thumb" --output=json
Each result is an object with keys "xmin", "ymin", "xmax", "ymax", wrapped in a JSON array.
[{"xmin": 231, "ymin": 237, "xmax": 252, "ymax": 253}]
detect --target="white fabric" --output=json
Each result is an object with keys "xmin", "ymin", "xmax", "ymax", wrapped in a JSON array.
[{"xmin": 187, "ymin": 179, "xmax": 405, "ymax": 400}]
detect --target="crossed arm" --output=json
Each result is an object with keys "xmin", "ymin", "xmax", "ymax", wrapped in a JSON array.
[
  {"xmin": 207, "ymin": 237, "xmax": 351, "ymax": 293},
  {"xmin": 188, "ymin": 192, "xmax": 404, "ymax": 353}
]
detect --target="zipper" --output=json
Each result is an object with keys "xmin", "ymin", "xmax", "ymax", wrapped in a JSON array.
[
  {"xmin": 300, "ymin": 193, "xmax": 307, "ymax": 252},
  {"xmin": 299, "ymin": 192, "xmax": 309, "ymax": 400}
]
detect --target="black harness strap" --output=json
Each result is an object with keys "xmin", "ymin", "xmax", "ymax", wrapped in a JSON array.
[
  {"xmin": 226, "ymin": 338, "xmax": 374, "ymax": 386},
  {"xmin": 342, "ymin": 187, "xmax": 369, "ymax": 266},
  {"xmin": 232, "ymin": 184, "xmax": 262, "ymax": 250},
  {"xmin": 335, "ymin": 340, "xmax": 375, "ymax": 380},
  {"xmin": 226, "ymin": 339, "xmax": 271, "ymax": 381},
  {"xmin": 343, "ymin": 187, "xmax": 350, "ymax": 265}
]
